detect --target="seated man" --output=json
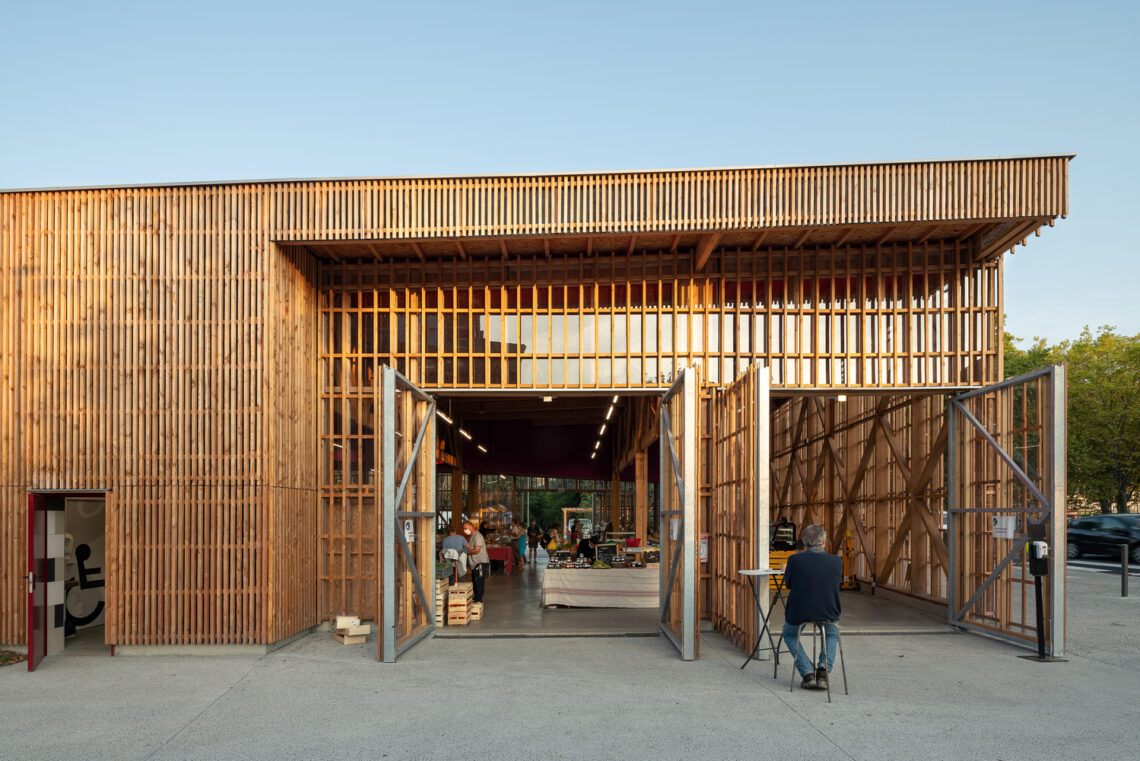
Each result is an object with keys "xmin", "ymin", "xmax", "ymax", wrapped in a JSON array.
[{"xmin": 780, "ymin": 524, "xmax": 841, "ymax": 690}]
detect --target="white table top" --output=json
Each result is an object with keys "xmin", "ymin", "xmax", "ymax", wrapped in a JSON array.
[{"xmin": 739, "ymin": 568, "xmax": 783, "ymax": 576}]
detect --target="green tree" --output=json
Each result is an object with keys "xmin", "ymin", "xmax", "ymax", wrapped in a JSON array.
[
  {"xmin": 1003, "ymin": 331, "xmax": 1055, "ymax": 379},
  {"xmin": 1061, "ymin": 327, "xmax": 1140, "ymax": 513}
]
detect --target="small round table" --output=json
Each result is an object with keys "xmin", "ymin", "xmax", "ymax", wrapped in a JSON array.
[{"xmin": 738, "ymin": 568, "xmax": 787, "ymax": 670}]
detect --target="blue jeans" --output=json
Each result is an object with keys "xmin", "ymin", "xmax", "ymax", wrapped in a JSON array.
[{"xmin": 781, "ymin": 621, "xmax": 838, "ymax": 677}]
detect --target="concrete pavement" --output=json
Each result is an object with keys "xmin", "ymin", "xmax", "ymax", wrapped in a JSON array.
[{"xmin": 1, "ymin": 565, "xmax": 1136, "ymax": 761}]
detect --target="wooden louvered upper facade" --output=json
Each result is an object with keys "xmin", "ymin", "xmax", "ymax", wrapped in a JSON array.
[{"xmin": 0, "ymin": 155, "xmax": 1071, "ymax": 648}]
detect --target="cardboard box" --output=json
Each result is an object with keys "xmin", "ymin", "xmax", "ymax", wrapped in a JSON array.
[
  {"xmin": 334, "ymin": 632, "xmax": 366, "ymax": 645},
  {"xmin": 332, "ymin": 615, "xmax": 361, "ymax": 629},
  {"xmin": 337, "ymin": 624, "xmax": 370, "ymax": 637}
]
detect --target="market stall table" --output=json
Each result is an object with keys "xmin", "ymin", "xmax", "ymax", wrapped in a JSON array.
[
  {"xmin": 541, "ymin": 568, "xmax": 659, "ymax": 608},
  {"xmin": 485, "ymin": 546, "xmax": 516, "ymax": 575}
]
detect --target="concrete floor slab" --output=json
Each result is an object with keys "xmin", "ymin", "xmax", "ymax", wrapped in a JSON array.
[{"xmin": 1, "ymin": 562, "xmax": 1135, "ymax": 761}]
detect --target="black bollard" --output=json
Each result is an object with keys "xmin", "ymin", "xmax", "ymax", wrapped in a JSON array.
[{"xmin": 1123, "ymin": 544, "xmax": 1130, "ymax": 598}]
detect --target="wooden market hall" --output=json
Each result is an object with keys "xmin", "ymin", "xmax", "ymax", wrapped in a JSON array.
[{"xmin": 1, "ymin": 155, "xmax": 1072, "ymax": 666}]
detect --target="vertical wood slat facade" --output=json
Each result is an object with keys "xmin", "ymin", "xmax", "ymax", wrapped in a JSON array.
[{"xmin": 0, "ymin": 157, "xmax": 1069, "ymax": 648}]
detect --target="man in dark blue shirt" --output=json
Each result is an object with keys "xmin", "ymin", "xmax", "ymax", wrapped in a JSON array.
[{"xmin": 780, "ymin": 524, "xmax": 842, "ymax": 690}]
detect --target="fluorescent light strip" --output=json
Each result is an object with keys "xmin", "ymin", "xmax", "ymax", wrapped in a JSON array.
[
  {"xmin": 436, "ymin": 410, "xmax": 453, "ymax": 424},
  {"xmin": 599, "ymin": 423, "xmax": 606, "ymax": 436},
  {"xmin": 477, "ymin": 445, "xmax": 487, "ymax": 453},
  {"xmin": 459, "ymin": 428, "xmax": 472, "ymax": 440},
  {"xmin": 605, "ymin": 406, "xmax": 614, "ymax": 421}
]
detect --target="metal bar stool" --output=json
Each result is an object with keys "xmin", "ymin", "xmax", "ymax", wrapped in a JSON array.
[{"xmin": 785, "ymin": 620, "xmax": 848, "ymax": 702}]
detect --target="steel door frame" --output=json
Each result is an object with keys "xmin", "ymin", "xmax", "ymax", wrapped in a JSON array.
[
  {"xmin": 659, "ymin": 365, "xmax": 699, "ymax": 660},
  {"xmin": 379, "ymin": 366, "xmax": 438, "ymax": 663},
  {"xmin": 947, "ymin": 364, "xmax": 1066, "ymax": 655}
]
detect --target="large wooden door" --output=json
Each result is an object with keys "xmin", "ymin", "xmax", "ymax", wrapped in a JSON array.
[
  {"xmin": 378, "ymin": 366, "xmax": 438, "ymax": 663},
  {"xmin": 659, "ymin": 365, "xmax": 700, "ymax": 660},
  {"xmin": 709, "ymin": 362, "xmax": 771, "ymax": 654},
  {"xmin": 948, "ymin": 365, "xmax": 1067, "ymax": 655}
]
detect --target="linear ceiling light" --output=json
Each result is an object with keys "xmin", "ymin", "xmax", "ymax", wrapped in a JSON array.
[
  {"xmin": 459, "ymin": 428, "xmax": 472, "ymax": 440},
  {"xmin": 436, "ymin": 410, "xmax": 453, "ymax": 424},
  {"xmin": 612, "ymin": 395, "xmax": 619, "ymax": 404},
  {"xmin": 594, "ymin": 440, "xmax": 601, "ymax": 450},
  {"xmin": 477, "ymin": 445, "xmax": 488, "ymax": 453},
  {"xmin": 599, "ymin": 423, "xmax": 607, "ymax": 436},
  {"xmin": 605, "ymin": 406, "xmax": 614, "ymax": 421},
  {"xmin": 590, "ymin": 452, "xmax": 597, "ymax": 459}
]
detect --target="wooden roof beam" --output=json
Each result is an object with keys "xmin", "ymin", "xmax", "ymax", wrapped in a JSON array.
[
  {"xmin": 626, "ymin": 235, "xmax": 637, "ymax": 255},
  {"xmin": 694, "ymin": 232, "xmax": 723, "ymax": 272},
  {"xmin": 791, "ymin": 229, "xmax": 812, "ymax": 250},
  {"xmin": 410, "ymin": 242, "xmax": 425, "ymax": 262},
  {"xmin": 669, "ymin": 234, "xmax": 681, "ymax": 254},
  {"xmin": 750, "ymin": 231, "xmax": 770, "ymax": 251},
  {"xmin": 454, "ymin": 241, "xmax": 467, "ymax": 261},
  {"xmin": 543, "ymin": 238, "xmax": 551, "ymax": 259},
  {"xmin": 320, "ymin": 245, "xmax": 342, "ymax": 263},
  {"xmin": 365, "ymin": 242, "xmax": 383, "ymax": 262},
  {"xmin": 833, "ymin": 227, "xmax": 855, "ymax": 248},
  {"xmin": 500, "ymin": 240, "xmax": 509, "ymax": 261},
  {"xmin": 874, "ymin": 229, "xmax": 893, "ymax": 247}
]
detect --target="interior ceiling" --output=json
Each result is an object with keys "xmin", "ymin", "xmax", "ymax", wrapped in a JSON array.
[
  {"xmin": 294, "ymin": 218, "xmax": 1049, "ymax": 265},
  {"xmin": 441, "ymin": 393, "xmax": 629, "ymax": 480}
]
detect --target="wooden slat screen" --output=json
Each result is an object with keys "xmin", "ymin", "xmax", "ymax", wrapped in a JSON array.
[
  {"xmin": 263, "ymin": 157, "xmax": 1069, "ymax": 242},
  {"xmin": 319, "ymin": 243, "xmax": 1000, "ymax": 391}
]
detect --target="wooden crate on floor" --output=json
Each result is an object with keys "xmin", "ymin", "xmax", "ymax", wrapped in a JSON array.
[
  {"xmin": 331, "ymin": 616, "xmax": 370, "ymax": 645},
  {"xmin": 469, "ymin": 602, "xmax": 484, "ymax": 621}
]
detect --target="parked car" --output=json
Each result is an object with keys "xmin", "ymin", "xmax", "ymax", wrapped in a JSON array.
[{"xmin": 1067, "ymin": 514, "xmax": 1140, "ymax": 563}]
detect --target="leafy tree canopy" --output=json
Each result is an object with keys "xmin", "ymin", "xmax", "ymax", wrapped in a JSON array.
[{"xmin": 1005, "ymin": 327, "xmax": 1140, "ymax": 513}]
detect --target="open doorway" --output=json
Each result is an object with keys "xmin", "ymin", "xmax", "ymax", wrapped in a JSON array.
[
  {"xmin": 431, "ymin": 391, "xmax": 664, "ymax": 639},
  {"xmin": 26, "ymin": 491, "xmax": 110, "ymax": 669}
]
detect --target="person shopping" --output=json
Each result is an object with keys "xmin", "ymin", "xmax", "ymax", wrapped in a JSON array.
[{"xmin": 463, "ymin": 522, "xmax": 490, "ymax": 604}]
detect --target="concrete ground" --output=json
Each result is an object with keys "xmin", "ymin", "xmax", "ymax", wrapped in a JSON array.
[{"xmin": 2, "ymin": 564, "xmax": 1136, "ymax": 761}]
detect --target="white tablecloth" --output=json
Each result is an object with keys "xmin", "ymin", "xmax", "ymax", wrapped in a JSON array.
[{"xmin": 541, "ymin": 568, "xmax": 660, "ymax": 608}]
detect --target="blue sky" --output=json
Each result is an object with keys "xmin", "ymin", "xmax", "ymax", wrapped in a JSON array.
[{"xmin": 2, "ymin": 0, "xmax": 1136, "ymax": 344}]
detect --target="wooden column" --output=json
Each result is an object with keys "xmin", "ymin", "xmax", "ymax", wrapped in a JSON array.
[
  {"xmin": 610, "ymin": 471, "xmax": 621, "ymax": 530},
  {"xmin": 634, "ymin": 450, "xmax": 648, "ymax": 541},
  {"xmin": 465, "ymin": 472, "xmax": 479, "ymax": 523},
  {"xmin": 451, "ymin": 465, "xmax": 465, "ymax": 532}
]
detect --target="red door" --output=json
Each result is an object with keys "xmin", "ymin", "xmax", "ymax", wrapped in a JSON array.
[{"xmin": 27, "ymin": 493, "xmax": 48, "ymax": 671}]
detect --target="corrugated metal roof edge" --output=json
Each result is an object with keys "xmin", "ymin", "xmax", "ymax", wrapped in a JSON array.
[{"xmin": 0, "ymin": 153, "xmax": 1076, "ymax": 195}]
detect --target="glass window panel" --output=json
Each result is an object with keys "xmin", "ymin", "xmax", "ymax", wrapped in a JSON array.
[
  {"xmin": 565, "ymin": 315, "xmax": 579, "ymax": 353},
  {"xmin": 659, "ymin": 314, "xmax": 672, "ymax": 352},
  {"xmin": 629, "ymin": 314, "xmax": 642, "ymax": 353},
  {"xmin": 598, "ymin": 315, "xmax": 612, "ymax": 354},
  {"xmin": 580, "ymin": 315, "xmax": 595, "ymax": 353},
  {"xmin": 566, "ymin": 358, "xmax": 579, "ymax": 386},
  {"xmin": 535, "ymin": 315, "xmax": 550, "ymax": 353},
  {"xmin": 521, "ymin": 358, "xmax": 534, "ymax": 385}
]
